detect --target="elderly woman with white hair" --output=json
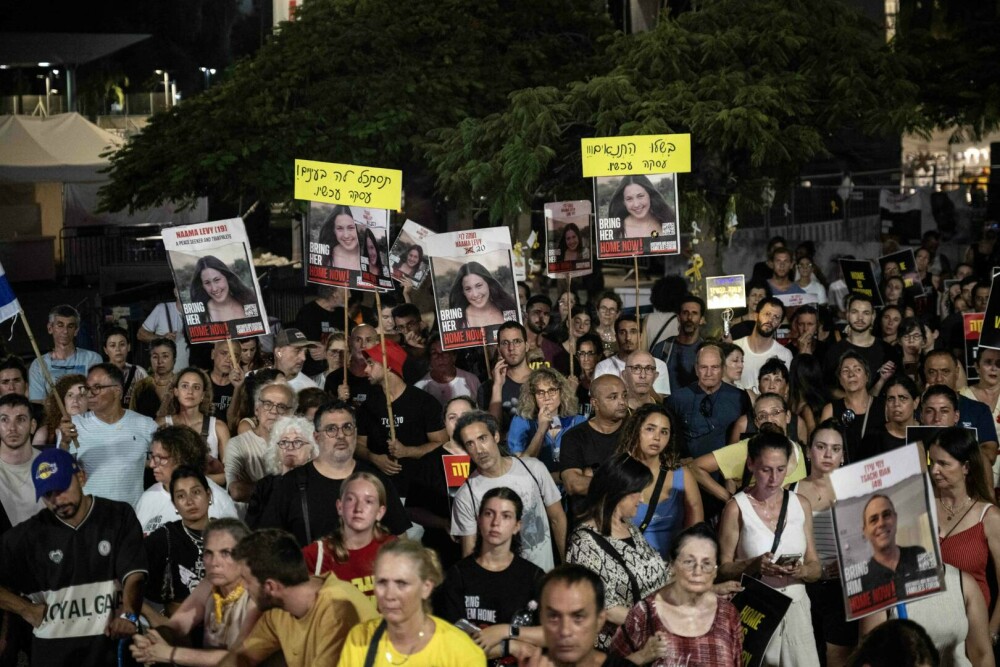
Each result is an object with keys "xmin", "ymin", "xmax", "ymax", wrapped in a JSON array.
[{"xmin": 244, "ymin": 415, "xmax": 319, "ymax": 527}]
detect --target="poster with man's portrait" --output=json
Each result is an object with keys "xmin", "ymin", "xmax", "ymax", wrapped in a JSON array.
[
  {"xmin": 544, "ymin": 200, "xmax": 592, "ymax": 278},
  {"xmin": 830, "ymin": 445, "xmax": 944, "ymax": 620},
  {"xmin": 425, "ymin": 228, "xmax": 521, "ymax": 351},
  {"xmin": 306, "ymin": 202, "xmax": 393, "ymax": 291},
  {"xmin": 388, "ymin": 219, "xmax": 434, "ymax": 287},
  {"xmin": 593, "ymin": 172, "xmax": 680, "ymax": 259},
  {"xmin": 162, "ymin": 218, "xmax": 270, "ymax": 343}
]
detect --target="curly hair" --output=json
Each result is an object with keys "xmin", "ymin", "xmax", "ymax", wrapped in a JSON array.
[
  {"xmin": 268, "ymin": 415, "xmax": 319, "ymax": 471},
  {"xmin": 517, "ymin": 367, "xmax": 579, "ymax": 419},
  {"xmin": 615, "ymin": 403, "xmax": 683, "ymax": 470},
  {"xmin": 158, "ymin": 367, "xmax": 214, "ymax": 418},
  {"xmin": 152, "ymin": 424, "xmax": 209, "ymax": 470}
]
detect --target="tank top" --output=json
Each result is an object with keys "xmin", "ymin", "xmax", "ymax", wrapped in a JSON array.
[
  {"xmin": 940, "ymin": 504, "xmax": 992, "ymax": 608},
  {"xmin": 792, "ymin": 482, "xmax": 838, "ymax": 577},
  {"xmin": 889, "ymin": 565, "xmax": 970, "ymax": 667},
  {"xmin": 165, "ymin": 415, "xmax": 220, "ymax": 459},
  {"xmin": 633, "ymin": 468, "xmax": 685, "ymax": 559},
  {"xmin": 734, "ymin": 491, "xmax": 807, "ymax": 593}
]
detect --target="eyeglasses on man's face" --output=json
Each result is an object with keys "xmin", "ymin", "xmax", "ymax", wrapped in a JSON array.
[
  {"xmin": 317, "ymin": 423, "xmax": 356, "ymax": 437},
  {"xmin": 259, "ymin": 399, "xmax": 292, "ymax": 414}
]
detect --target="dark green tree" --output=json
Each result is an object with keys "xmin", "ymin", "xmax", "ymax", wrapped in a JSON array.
[
  {"xmin": 427, "ymin": 0, "xmax": 926, "ymax": 280},
  {"xmin": 99, "ymin": 0, "xmax": 614, "ymax": 214}
]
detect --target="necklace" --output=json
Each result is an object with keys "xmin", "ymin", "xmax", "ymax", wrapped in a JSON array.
[
  {"xmin": 182, "ymin": 524, "xmax": 206, "ymax": 585},
  {"xmin": 940, "ymin": 496, "xmax": 972, "ymax": 521},
  {"xmin": 383, "ymin": 618, "xmax": 430, "ymax": 665}
]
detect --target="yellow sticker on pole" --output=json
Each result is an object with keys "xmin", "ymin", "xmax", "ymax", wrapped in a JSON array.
[
  {"xmin": 580, "ymin": 134, "xmax": 692, "ymax": 177},
  {"xmin": 294, "ymin": 159, "xmax": 403, "ymax": 210}
]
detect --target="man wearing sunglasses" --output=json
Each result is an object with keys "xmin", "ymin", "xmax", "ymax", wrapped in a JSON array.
[
  {"xmin": 258, "ymin": 400, "xmax": 410, "ymax": 547},
  {"xmin": 61, "ymin": 363, "xmax": 156, "ymax": 506}
]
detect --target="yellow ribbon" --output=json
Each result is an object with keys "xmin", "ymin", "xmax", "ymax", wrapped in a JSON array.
[
  {"xmin": 212, "ymin": 583, "xmax": 245, "ymax": 624},
  {"xmin": 684, "ymin": 254, "xmax": 704, "ymax": 282}
]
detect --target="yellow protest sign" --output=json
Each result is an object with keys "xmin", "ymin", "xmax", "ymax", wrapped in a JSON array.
[
  {"xmin": 294, "ymin": 159, "xmax": 403, "ymax": 210},
  {"xmin": 581, "ymin": 134, "xmax": 692, "ymax": 177}
]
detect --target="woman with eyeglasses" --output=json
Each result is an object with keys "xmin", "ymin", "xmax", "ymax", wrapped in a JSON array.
[
  {"xmin": 609, "ymin": 523, "xmax": 742, "ymax": 667},
  {"xmin": 244, "ymin": 415, "xmax": 319, "ymax": 527},
  {"xmin": 549, "ymin": 305, "xmax": 593, "ymax": 376},
  {"xmin": 819, "ymin": 350, "xmax": 885, "ymax": 463},
  {"xmin": 718, "ymin": 430, "xmax": 822, "ymax": 667},
  {"xmin": 142, "ymin": 466, "xmax": 216, "ymax": 621},
  {"xmin": 302, "ymin": 471, "xmax": 395, "ymax": 599},
  {"xmin": 573, "ymin": 334, "xmax": 603, "ymax": 416},
  {"xmin": 158, "ymin": 367, "xmax": 231, "ymax": 486},
  {"xmin": 135, "ymin": 425, "xmax": 238, "ymax": 537},
  {"xmin": 594, "ymin": 291, "xmax": 622, "ymax": 358},
  {"xmin": 897, "ymin": 317, "xmax": 929, "ymax": 389},
  {"xmin": 507, "ymin": 368, "xmax": 586, "ymax": 477}
]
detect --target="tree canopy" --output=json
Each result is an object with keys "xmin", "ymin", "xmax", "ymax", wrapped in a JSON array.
[{"xmin": 99, "ymin": 0, "xmax": 615, "ymax": 214}]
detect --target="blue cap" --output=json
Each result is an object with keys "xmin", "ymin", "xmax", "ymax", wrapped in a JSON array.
[{"xmin": 32, "ymin": 448, "xmax": 80, "ymax": 500}]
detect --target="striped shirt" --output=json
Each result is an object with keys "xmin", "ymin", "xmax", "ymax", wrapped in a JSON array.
[{"xmin": 74, "ymin": 410, "xmax": 157, "ymax": 505}]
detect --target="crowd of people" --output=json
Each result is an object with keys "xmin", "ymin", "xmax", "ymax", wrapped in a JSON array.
[{"xmin": 0, "ymin": 228, "xmax": 996, "ymax": 666}]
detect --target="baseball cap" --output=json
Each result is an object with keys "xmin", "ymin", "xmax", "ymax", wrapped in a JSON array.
[
  {"xmin": 273, "ymin": 328, "xmax": 320, "ymax": 348},
  {"xmin": 32, "ymin": 448, "xmax": 80, "ymax": 500},
  {"xmin": 363, "ymin": 339, "xmax": 407, "ymax": 379}
]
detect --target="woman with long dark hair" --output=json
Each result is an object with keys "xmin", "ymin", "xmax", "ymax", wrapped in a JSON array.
[
  {"xmin": 558, "ymin": 223, "xmax": 586, "ymax": 262},
  {"xmin": 448, "ymin": 261, "xmax": 518, "ymax": 329},
  {"xmin": 607, "ymin": 175, "xmax": 675, "ymax": 239},
  {"xmin": 362, "ymin": 227, "xmax": 384, "ymax": 278},
  {"xmin": 788, "ymin": 355, "xmax": 829, "ymax": 441},
  {"xmin": 392, "ymin": 244, "xmax": 425, "ymax": 282},
  {"xmin": 318, "ymin": 204, "xmax": 361, "ymax": 271},
  {"xmin": 188, "ymin": 255, "xmax": 256, "ymax": 323}
]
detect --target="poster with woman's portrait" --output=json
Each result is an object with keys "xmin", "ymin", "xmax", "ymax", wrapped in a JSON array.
[
  {"xmin": 593, "ymin": 172, "xmax": 681, "ymax": 259},
  {"xmin": 830, "ymin": 445, "xmax": 944, "ymax": 620},
  {"xmin": 388, "ymin": 219, "xmax": 434, "ymax": 287},
  {"xmin": 425, "ymin": 228, "xmax": 521, "ymax": 351},
  {"xmin": 306, "ymin": 202, "xmax": 393, "ymax": 291},
  {"xmin": 162, "ymin": 218, "xmax": 270, "ymax": 343},
  {"xmin": 544, "ymin": 200, "xmax": 592, "ymax": 278}
]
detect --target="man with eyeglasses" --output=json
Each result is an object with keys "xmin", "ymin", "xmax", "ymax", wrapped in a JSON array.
[
  {"xmin": 28, "ymin": 304, "xmax": 102, "ymax": 402},
  {"xmin": 225, "ymin": 382, "xmax": 297, "ymax": 505},
  {"xmin": 595, "ymin": 316, "xmax": 671, "ymax": 398},
  {"xmin": 327, "ymin": 324, "xmax": 379, "ymax": 404},
  {"xmin": 259, "ymin": 401, "xmax": 410, "ymax": 547},
  {"xmin": 621, "ymin": 351, "xmax": 661, "ymax": 411},
  {"xmin": 478, "ymin": 321, "xmax": 533, "ymax": 442},
  {"xmin": 60, "ymin": 363, "xmax": 156, "ymax": 506},
  {"xmin": 651, "ymin": 295, "xmax": 706, "ymax": 392},
  {"xmin": 734, "ymin": 297, "xmax": 793, "ymax": 390},
  {"xmin": 356, "ymin": 339, "xmax": 448, "ymax": 497},
  {"xmin": 666, "ymin": 344, "xmax": 745, "ymax": 459}
]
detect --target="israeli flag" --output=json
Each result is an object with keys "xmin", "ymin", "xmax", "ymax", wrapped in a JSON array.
[{"xmin": 0, "ymin": 262, "xmax": 21, "ymax": 324}]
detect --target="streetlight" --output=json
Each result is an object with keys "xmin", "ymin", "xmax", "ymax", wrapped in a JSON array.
[
  {"xmin": 199, "ymin": 66, "xmax": 217, "ymax": 90},
  {"xmin": 154, "ymin": 69, "xmax": 170, "ymax": 110}
]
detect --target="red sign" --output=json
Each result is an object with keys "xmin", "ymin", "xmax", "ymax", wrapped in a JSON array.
[{"xmin": 442, "ymin": 454, "xmax": 471, "ymax": 497}]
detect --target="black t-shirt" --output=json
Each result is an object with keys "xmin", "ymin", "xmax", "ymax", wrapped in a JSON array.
[
  {"xmin": 407, "ymin": 446, "xmax": 464, "ymax": 570},
  {"xmin": 823, "ymin": 339, "xmax": 901, "ymax": 391},
  {"xmin": 476, "ymin": 376, "xmax": 523, "ymax": 441},
  {"xmin": 857, "ymin": 430, "xmax": 906, "ymax": 462},
  {"xmin": 257, "ymin": 459, "xmax": 411, "ymax": 547},
  {"xmin": 0, "ymin": 498, "xmax": 146, "ymax": 667},
  {"xmin": 211, "ymin": 381, "xmax": 234, "ymax": 418},
  {"xmin": 357, "ymin": 385, "xmax": 446, "ymax": 496},
  {"xmin": 294, "ymin": 301, "xmax": 353, "ymax": 377},
  {"xmin": 559, "ymin": 421, "xmax": 621, "ymax": 517},
  {"xmin": 435, "ymin": 555, "xmax": 544, "ymax": 627},
  {"xmin": 144, "ymin": 521, "xmax": 203, "ymax": 606},
  {"xmin": 326, "ymin": 369, "xmax": 375, "ymax": 406},
  {"xmin": 244, "ymin": 473, "xmax": 278, "ymax": 529}
]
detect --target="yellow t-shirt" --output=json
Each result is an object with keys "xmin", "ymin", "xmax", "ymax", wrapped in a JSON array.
[
  {"xmin": 238, "ymin": 574, "xmax": 378, "ymax": 667},
  {"xmin": 712, "ymin": 438, "xmax": 807, "ymax": 486},
  {"xmin": 337, "ymin": 615, "xmax": 486, "ymax": 667}
]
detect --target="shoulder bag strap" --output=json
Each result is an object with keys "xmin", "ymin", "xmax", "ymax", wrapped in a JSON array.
[
  {"xmin": 651, "ymin": 315, "xmax": 676, "ymax": 350},
  {"xmin": 297, "ymin": 470, "xmax": 312, "ymax": 545},
  {"xmin": 514, "ymin": 456, "xmax": 545, "ymax": 499},
  {"xmin": 200, "ymin": 415, "xmax": 212, "ymax": 440},
  {"xmin": 769, "ymin": 489, "xmax": 790, "ymax": 554},
  {"xmin": 363, "ymin": 619, "xmax": 388, "ymax": 667},
  {"xmin": 162, "ymin": 302, "xmax": 173, "ymax": 334},
  {"xmin": 582, "ymin": 528, "xmax": 641, "ymax": 604},
  {"xmin": 638, "ymin": 466, "xmax": 668, "ymax": 532},
  {"xmin": 314, "ymin": 540, "xmax": 324, "ymax": 576}
]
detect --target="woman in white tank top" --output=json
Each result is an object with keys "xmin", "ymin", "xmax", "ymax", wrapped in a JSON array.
[
  {"xmin": 158, "ymin": 367, "xmax": 231, "ymax": 486},
  {"xmin": 718, "ymin": 426, "xmax": 823, "ymax": 667}
]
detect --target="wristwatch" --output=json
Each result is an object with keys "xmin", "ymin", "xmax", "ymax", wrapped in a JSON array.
[
  {"xmin": 120, "ymin": 612, "xmax": 140, "ymax": 629},
  {"xmin": 508, "ymin": 624, "xmax": 520, "ymax": 639}
]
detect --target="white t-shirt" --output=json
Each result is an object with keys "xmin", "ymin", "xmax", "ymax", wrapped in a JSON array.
[
  {"xmin": 74, "ymin": 409, "xmax": 158, "ymax": 505},
  {"xmin": 451, "ymin": 456, "xmax": 561, "ymax": 572},
  {"xmin": 415, "ymin": 370, "xmax": 482, "ymax": 407},
  {"xmin": 224, "ymin": 431, "xmax": 274, "ymax": 487},
  {"xmin": 141, "ymin": 302, "xmax": 190, "ymax": 370},
  {"xmin": 286, "ymin": 372, "xmax": 318, "ymax": 393},
  {"xmin": 735, "ymin": 337, "xmax": 794, "ymax": 391},
  {"xmin": 134, "ymin": 479, "xmax": 239, "ymax": 535},
  {"xmin": 594, "ymin": 355, "xmax": 671, "ymax": 397},
  {"xmin": 0, "ymin": 449, "xmax": 44, "ymax": 526},
  {"xmin": 28, "ymin": 348, "xmax": 103, "ymax": 401}
]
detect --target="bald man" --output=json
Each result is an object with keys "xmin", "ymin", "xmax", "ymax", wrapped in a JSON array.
[
  {"xmin": 622, "ymin": 350, "xmax": 661, "ymax": 411},
  {"xmin": 560, "ymin": 375, "xmax": 628, "ymax": 518}
]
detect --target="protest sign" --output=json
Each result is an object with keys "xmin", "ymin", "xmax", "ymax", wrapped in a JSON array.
[
  {"xmin": 442, "ymin": 454, "xmax": 471, "ymax": 498},
  {"xmin": 773, "ymin": 292, "xmax": 818, "ymax": 308},
  {"xmin": 839, "ymin": 258, "xmax": 883, "ymax": 306},
  {"xmin": 977, "ymin": 273, "xmax": 1000, "ymax": 351},
  {"xmin": 905, "ymin": 425, "xmax": 977, "ymax": 453},
  {"xmin": 581, "ymin": 134, "xmax": 692, "ymax": 178},
  {"xmin": 878, "ymin": 248, "xmax": 925, "ymax": 301},
  {"xmin": 305, "ymin": 202, "xmax": 393, "ymax": 291},
  {"xmin": 388, "ymin": 219, "xmax": 434, "ymax": 287},
  {"xmin": 705, "ymin": 275, "xmax": 746, "ymax": 310},
  {"xmin": 294, "ymin": 159, "xmax": 402, "ymax": 211},
  {"xmin": 831, "ymin": 444, "xmax": 944, "ymax": 620},
  {"xmin": 163, "ymin": 218, "xmax": 270, "ymax": 343},
  {"xmin": 964, "ymin": 313, "xmax": 984, "ymax": 381},
  {"xmin": 879, "ymin": 190, "xmax": 923, "ymax": 244},
  {"xmin": 544, "ymin": 200, "xmax": 593, "ymax": 278},
  {"xmin": 592, "ymin": 173, "xmax": 681, "ymax": 259},
  {"xmin": 426, "ymin": 228, "xmax": 521, "ymax": 351},
  {"xmin": 730, "ymin": 576, "xmax": 792, "ymax": 667}
]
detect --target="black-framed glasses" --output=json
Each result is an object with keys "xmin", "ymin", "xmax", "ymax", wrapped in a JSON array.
[
  {"xmin": 259, "ymin": 399, "xmax": 292, "ymax": 414},
  {"xmin": 317, "ymin": 423, "xmax": 356, "ymax": 437},
  {"xmin": 627, "ymin": 365, "xmax": 656, "ymax": 376},
  {"xmin": 85, "ymin": 384, "xmax": 118, "ymax": 395}
]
